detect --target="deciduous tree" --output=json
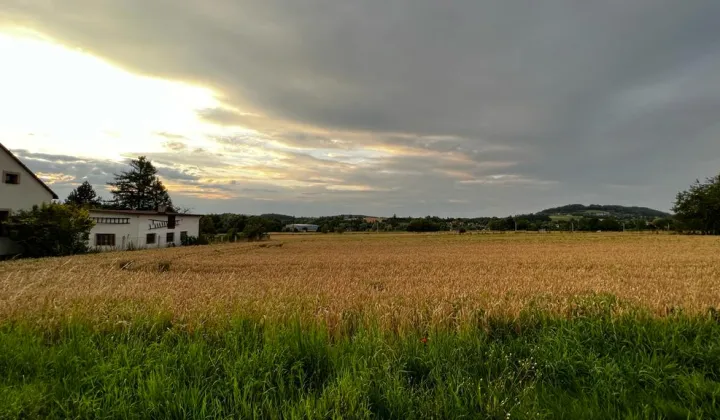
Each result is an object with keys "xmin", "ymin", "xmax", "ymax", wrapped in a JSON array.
[
  {"xmin": 5, "ymin": 203, "xmax": 94, "ymax": 258},
  {"xmin": 673, "ymin": 174, "xmax": 720, "ymax": 234}
]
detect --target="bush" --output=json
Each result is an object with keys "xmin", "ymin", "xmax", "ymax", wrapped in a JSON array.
[
  {"xmin": 243, "ymin": 219, "xmax": 267, "ymax": 241},
  {"xmin": 407, "ymin": 219, "xmax": 441, "ymax": 232},
  {"xmin": 181, "ymin": 235, "xmax": 210, "ymax": 246},
  {"xmin": 4, "ymin": 203, "xmax": 94, "ymax": 258}
]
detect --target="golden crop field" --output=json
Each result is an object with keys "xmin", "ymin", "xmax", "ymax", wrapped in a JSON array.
[{"xmin": 1, "ymin": 233, "xmax": 719, "ymax": 329}]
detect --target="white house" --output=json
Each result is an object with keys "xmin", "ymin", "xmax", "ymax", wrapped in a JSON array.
[
  {"xmin": 88, "ymin": 208, "xmax": 203, "ymax": 251},
  {"xmin": 0, "ymin": 143, "xmax": 58, "ymax": 216},
  {"xmin": 1, "ymin": 143, "xmax": 59, "ymax": 255}
]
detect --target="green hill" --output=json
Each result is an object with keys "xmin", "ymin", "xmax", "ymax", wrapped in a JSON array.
[{"xmin": 537, "ymin": 204, "xmax": 671, "ymax": 219}]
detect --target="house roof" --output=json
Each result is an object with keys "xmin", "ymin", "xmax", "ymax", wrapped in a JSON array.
[
  {"xmin": 89, "ymin": 208, "xmax": 204, "ymax": 217},
  {"xmin": 0, "ymin": 143, "xmax": 59, "ymax": 199}
]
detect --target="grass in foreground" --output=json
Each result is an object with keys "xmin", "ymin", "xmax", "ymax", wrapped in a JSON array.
[{"xmin": 2, "ymin": 306, "xmax": 720, "ymax": 419}]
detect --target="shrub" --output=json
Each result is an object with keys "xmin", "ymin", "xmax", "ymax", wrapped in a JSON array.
[
  {"xmin": 407, "ymin": 219, "xmax": 441, "ymax": 232},
  {"xmin": 181, "ymin": 235, "xmax": 209, "ymax": 246},
  {"xmin": 4, "ymin": 203, "xmax": 94, "ymax": 258},
  {"xmin": 243, "ymin": 219, "xmax": 267, "ymax": 241}
]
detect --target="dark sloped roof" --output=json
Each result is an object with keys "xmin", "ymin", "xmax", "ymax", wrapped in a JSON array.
[
  {"xmin": 89, "ymin": 208, "xmax": 203, "ymax": 217},
  {"xmin": 0, "ymin": 143, "xmax": 59, "ymax": 199}
]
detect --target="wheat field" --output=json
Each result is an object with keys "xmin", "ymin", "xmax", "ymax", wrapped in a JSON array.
[
  {"xmin": 3, "ymin": 233, "xmax": 720, "ymax": 418},
  {"xmin": 2, "ymin": 232, "xmax": 718, "ymax": 328}
]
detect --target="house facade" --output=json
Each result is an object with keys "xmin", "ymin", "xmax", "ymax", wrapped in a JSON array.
[
  {"xmin": 0, "ymin": 143, "xmax": 58, "ymax": 217},
  {"xmin": 88, "ymin": 209, "xmax": 202, "ymax": 251},
  {"xmin": 1, "ymin": 143, "xmax": 59, "ymax": 255}
]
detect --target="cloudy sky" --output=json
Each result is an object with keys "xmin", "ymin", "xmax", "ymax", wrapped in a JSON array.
[{"xmin": 2, "ymin": 0, "xmax": 720, "ymax": 216}]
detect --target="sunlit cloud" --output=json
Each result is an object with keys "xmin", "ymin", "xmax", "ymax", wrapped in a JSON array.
[
  {"xmin": 35, "ymin": 172, "xmax": 76, "ymax": 184},
  {"xmin": 326, "ymin": 185, "xmax": 392, "ymax": 192},
  {"xmin": 458, "ymin": 175, "xmax": 558, "ymax": 186},
  {"xmin": 0, "ymin": 30, "xmax": 221, "ymax": 160}
]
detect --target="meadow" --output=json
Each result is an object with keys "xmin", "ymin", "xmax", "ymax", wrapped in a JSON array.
[{"xmin": 1, "ymin": 233, "xmax": 720, "ymax": 418}]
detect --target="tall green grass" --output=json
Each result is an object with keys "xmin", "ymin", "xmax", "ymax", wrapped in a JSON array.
[{"xmin": 2, "ymin": 308, "xmax": 720, "ymax": 418}]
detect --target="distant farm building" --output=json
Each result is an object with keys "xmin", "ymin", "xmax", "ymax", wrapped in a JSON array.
[{"xmin": 286, "ymin": 224, "xmax": 319, "ymax": 232}]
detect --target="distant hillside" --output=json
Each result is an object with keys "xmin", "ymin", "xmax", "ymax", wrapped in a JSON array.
[
  {"xmin": 259, "ymin": 213, "xmax": 296, "ymax": 222},
  {"xmin": 537, "ymin": 204, "xmax": 671, "ymax": 219}
]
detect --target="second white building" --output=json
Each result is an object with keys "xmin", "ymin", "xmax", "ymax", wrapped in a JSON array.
[{"xmin": 89, "ymin": 209, "xmax": 203, "ymax": 250}]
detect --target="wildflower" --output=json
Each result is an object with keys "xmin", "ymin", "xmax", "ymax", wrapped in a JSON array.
[{"xmin": 420, "ymin": 336, "xmax": 429, "ymax": 345}]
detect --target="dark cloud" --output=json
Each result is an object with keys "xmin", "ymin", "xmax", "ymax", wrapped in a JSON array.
[
  {"xmin": 196, "ymin": 108, "xmax": 264, "ymax": 128},
  {"xmin": 5, "ymin": 0, "xmax": 720, "ymax": 215},
  {"xmin": 10, "ymin": 149, "xmax": 124, "ymax": 199},
  {"xmin": 156, "ymin": 167, "xmax": 200, "ymax": 182},
  {"xmin": 12, "ymin": 149, "xmax": 206, "ymax": 204}
]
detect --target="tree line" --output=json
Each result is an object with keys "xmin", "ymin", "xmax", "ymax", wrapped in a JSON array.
[
  {"xmin": 2, "ymin": 160, "xmax": 720, "ymax": 259},
  {"xmin": 198, "ymin": 174, "xmax": 719, "ymax": 235}
]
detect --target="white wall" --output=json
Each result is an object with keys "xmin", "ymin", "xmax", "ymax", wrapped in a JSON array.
[
  {"xmin": 88, "ymin": 213, "xmax": 142, "ymax": 251},
  {"xmin": 0, "ymin": 149, "xmax": 55, "ymax": 213},
  {"xmin": 88, "ymin": 211, "xmax": 201, "ymax": 251},
  {"xmin": 136, "ymin": 214, "xmax": 201, "ymax": 247}
]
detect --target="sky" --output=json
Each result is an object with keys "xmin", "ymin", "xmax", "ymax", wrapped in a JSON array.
[{"xmin": 1, "ymin": 1, "xmax": 720, "ymax": 217}]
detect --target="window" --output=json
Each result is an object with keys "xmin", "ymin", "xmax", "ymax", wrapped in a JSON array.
[
  {"xmin": 3, "ymin": 171, "xmax": 20, "ymax": 185},
  {"xmin": 166, "ymin": 232, "xmax": 175, "ymax": 244},
  {"xmin": 96, "ymin": 234, "xmax": 116, "ymax": 246},
  {"xmin": 180, "ymin": 231, "xmax": 188, "ymax": 242},
  {"xmin": 146, "ymin": 233, "xmax": 156, "ymax": 244},
  {"xmin": 91, "ymin": 217, "xmax": 130, "ymax": 225},
  {"xmin": 168, "ymin": 215, "xmax": 176, "ymax": 229}
]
